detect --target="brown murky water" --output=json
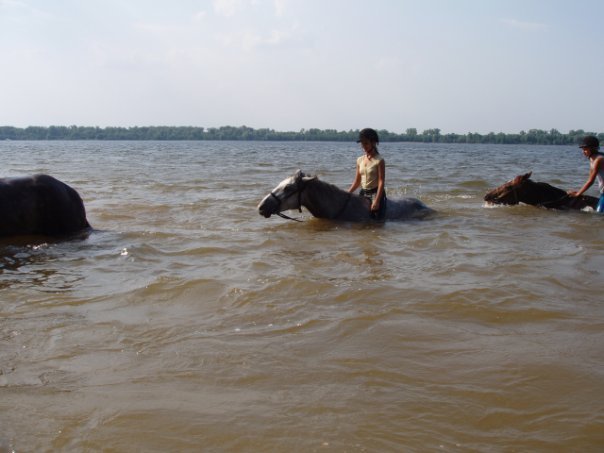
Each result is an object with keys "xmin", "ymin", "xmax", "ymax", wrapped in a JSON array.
[{"xmin": 1, "ymin": 141, "xmax": 603, "ymax": 451}]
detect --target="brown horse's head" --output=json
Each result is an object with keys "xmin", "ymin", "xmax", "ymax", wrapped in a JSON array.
[
  {"xmin": 483, "ymin": 172, "xmax": 533, "ymax": 205},
  {"xmin": 485, "ymin": 172, "xmax": 599, "ymax": 210}
]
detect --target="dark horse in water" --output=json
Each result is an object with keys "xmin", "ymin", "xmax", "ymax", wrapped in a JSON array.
[
  {"xmin": 258, "ymin": 170, "xmax": 434, "ymax": 221},
  {"xmin": 484, "ymin": 172, "xmax": 598, "ymax": 211},
  {"xmin": 0, "ymin": 174, "xmax": 91, "ymax": 238}
]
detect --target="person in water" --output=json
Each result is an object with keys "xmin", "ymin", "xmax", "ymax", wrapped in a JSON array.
[
  {"xmin": 348, "ymin": 128, "xmax": 386, "ymax": 219},
  {"xmin": 568, "ymin": 135, "xmax": 604, "ymax": 213}
]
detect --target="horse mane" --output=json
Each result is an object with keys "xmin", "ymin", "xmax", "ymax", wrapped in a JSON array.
[
  {"xmin": 302, "ymin": 175, "xmax": 365, "ymax": 219},
  {"xmin": 524, "ymin": 179, "xmax": 600, "ymax": 209},
  {"xmin": 307, "ymin": 175, "xmax": 349, "ymax": 197},
  {"xmin": 525, "ymin": 179, "xmax": 566, "ymax": 198}
]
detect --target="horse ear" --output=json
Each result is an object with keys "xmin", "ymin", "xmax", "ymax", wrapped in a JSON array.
[{"xmin": 512, "ymin": 172, "xmax": 532, "ymax": 185}]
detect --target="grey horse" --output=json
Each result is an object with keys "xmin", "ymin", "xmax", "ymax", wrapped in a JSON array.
[{"xmin": 258, "ymin": 170, "xmax": 434, "ymax": 222}]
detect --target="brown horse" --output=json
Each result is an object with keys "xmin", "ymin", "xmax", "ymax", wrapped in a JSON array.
[
  {"xmin": 0, "ymin": 174, "xmax": 91, "ymax": 237},
  {"xmin": 484, "ymin": 172, "xmax": 598, "ymax": 210}
]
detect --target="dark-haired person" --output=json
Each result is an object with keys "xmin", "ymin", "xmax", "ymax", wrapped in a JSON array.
[
  {"xmin": 568, "ymin": 135, "xmax": 604, "ymax": 213},
  {"xmin": 348, "ymin": 128, "xmax": 386, "ymax": 219}
]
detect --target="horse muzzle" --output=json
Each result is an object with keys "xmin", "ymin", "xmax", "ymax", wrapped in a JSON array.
[
  {"xmin": 257, "ymin": 195, "xmax": 277, "ymax": 218},
  {"xmin": 259, "ymin": 208, "xmax": 273, "ymax": 218}
]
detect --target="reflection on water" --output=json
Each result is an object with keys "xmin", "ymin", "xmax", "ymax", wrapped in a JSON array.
[
  {"xmin": 0, "ymin": 233, "xmax": 92, "ymax": 293},
  {"xmin": 1, "ymin": 141, "xmax": 603, "ymax": 451}
]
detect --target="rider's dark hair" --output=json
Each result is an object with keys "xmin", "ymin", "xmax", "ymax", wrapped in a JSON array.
[{"xmin": 356, "ymin": 128, "xmax": 379, "ymax": 145}]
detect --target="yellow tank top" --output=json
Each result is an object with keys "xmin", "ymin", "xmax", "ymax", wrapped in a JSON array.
[{"xmin": 357, "ymin": 154, "xmax": 384, "ymax": 190}]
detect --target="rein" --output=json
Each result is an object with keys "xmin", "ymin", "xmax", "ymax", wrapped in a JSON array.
[
  {"xmin": 538, "ymin": 194, "xmax": 570, "ymax": 208},
  {"xmin": 276, "ymin": 212, "xmax": 303, "ymax": 222},
  {"xmin": 270, "ymin": 189, "xmax": 304, "ymax": 222},
  {"xmin": 512, "ymin": 185, "xmax": 571, "ymax": 208}
]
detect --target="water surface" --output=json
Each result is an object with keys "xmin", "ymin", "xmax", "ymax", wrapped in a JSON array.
[{"xmin": 1, "ymin": 141, "xmax": 603, "ymax": 451}]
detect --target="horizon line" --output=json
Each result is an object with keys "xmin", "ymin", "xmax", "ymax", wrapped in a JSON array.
[{"xmin": 1, "ymin": 125, "xmax": 602, "ymax": 136}]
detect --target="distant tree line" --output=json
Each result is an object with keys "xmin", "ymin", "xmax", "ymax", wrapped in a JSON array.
[{"xmin": 0, "ymin": 125, "xmax": 601, "ymax": 145}]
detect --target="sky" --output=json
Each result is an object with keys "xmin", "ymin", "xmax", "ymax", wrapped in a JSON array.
[{"xmin": 1, "ymin": 0, "xmax": 603, "ymax": 134}]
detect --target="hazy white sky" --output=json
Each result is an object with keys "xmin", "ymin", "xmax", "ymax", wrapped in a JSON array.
[{"xmin": 1, "ymin": 0, "xmax": 602, "ymax": 133}]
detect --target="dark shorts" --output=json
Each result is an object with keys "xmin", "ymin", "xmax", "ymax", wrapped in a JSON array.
[
  {"xmin": 597, "ymin": 193, "xmax": 604, "ymax": 213},
  {"xmin": 360, "ymin": 188, "xmax": 387, "ymax": 219}
]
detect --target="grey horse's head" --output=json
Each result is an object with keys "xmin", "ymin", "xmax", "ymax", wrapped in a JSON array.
[{"xmin": 258, "ymin": 170, "xmax": 314, "ymax": 218}]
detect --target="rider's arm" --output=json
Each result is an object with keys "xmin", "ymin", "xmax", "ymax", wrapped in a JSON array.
[
  {"xmin": 348, "ymin": 162, "xmax": 361, "ymax": 193},
  {"xmin": 371, "ymin": 159, "xmax": 385, "ymax": 211}
]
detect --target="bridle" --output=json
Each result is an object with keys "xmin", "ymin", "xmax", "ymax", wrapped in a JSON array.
[
  {"xmin": 269, "ymin": 177, "xmax": 305, "ymax": 222},
  {"xmin": 510, "ymin": 184, "xmax": 520, "ymax": 205}
]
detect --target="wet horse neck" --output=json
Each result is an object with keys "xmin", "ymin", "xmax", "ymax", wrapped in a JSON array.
[
  {"xmin": 301, "ymin": 178, "xmax": 365, "ymax": 219},
  {"xmin": 520, "ymin": 180, "xmax": 566, "ymax": 205}
]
